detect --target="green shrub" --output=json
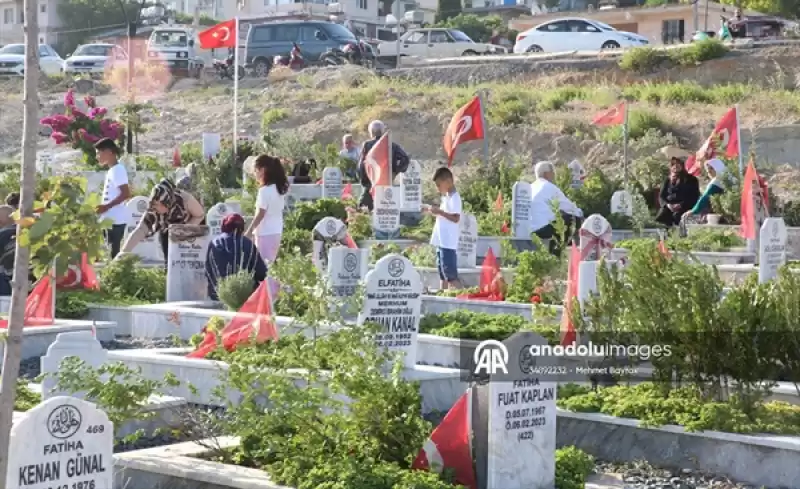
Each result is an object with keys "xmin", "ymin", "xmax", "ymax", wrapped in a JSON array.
[
  {"xmin": 15, "ymin": 379, "xmax": 41, "ymax": 411},
  {"xmin": 99, "ymin": 254, "xmax": 166, "ymax": 303},
  {"xmin": 619, "ymin": 47, "xmax": 668, "ymax": 72},
  {"xmin": 261, "ymin": 108, "xmax": 289, "ymax": 130},
  {"xmin": 555, "ymin": 446, "xmax": 595, "ymax": 489},
  {"xmin": 600, "ymin": 111, "xmax": 668, "ymax": 143},
  {"xmin": 288, "ymin": 198, "xmax": 348, "ymax": 231},
  {"xmin": 538, "ymin": 87, "xmax": 588, "ymax": 111},
  {"xmin": 487, "ymin": 92, "xmax": 536, "ymax": 125},
  {"xmin": 55, "ymin": 293, "xmax": 90, "ymax": 319},
  {"xmin": 419, "ymin": 310, "xmax": 559, "ymax": 344},
  {"xmin": 217, "ymin": 270, "xmax": 256, "ymax": 311},
  {"xmin": 670, "ymin": 39, "xmax": 728, "ymax": 66}
]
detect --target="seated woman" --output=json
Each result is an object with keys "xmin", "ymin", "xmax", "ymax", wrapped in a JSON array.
[
  {"xmin": 655, "ymin": 157, "xmax": 700, "ymax": 227},
  {"xmin": 685, "ymin": 158, "xmax": 727, "ymax": 219},
  {"xmin": 205, "ymin": 214, "xmax": 267, "ymax": 301}
]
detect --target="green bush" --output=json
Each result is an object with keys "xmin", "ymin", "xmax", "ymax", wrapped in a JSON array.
[
  {"xmin": 555, "ymin": 446, "xmax": 595, "ymax": 489},
  {"xmin": 419, "ymin": 310, "xmax": 559, "ymax": 344},
  {"xmin": 670, "ymin": 39, "xmax": 728, "ymax": 66},
  {"xmin": 600, "ymin": 111, "xmax": 668, "ymax": 143},
  {"xmin": 619, "ymin": 47, "xmax": 668, "ymax": 72},
  {"xmin": 217, "ymin": 270, "xmax": 256, "ymax": 311},
  {"xmin": 99, "ymin": 254, "xmax": 166, "ymax": 303},
  {"xmin": 620, "ymin": 40, "xmax": 727, "ymax": 73},
  {"xmin": 15, "ymin": 379, "xmax": 41, "ymax": 411},
  {"xmin": 288, "ymin": 198, "xmax": 348, "ymax": 231}
]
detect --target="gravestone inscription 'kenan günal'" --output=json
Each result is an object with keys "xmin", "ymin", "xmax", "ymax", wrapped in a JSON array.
[{"xmin": 8, "ymin": 396, "xmax": 113, "ymax": 489}]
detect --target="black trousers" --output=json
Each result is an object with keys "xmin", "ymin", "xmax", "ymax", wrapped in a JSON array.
[
  {"xmin": 655, "ymin": 206, "xmax": 681, "ymax": 227},
  {"xmin": 533, "ymin": 212, "xmax": 583, "ymax": 256},
  {"xmin": 105, "ymin": 224, "xmax": 127, "ymax": 259}
]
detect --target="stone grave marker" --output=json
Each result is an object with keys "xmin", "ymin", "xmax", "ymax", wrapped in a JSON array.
[
  {"xmin": 579, "ymin": 214, "xmax": 613, "ymax": 261},
  {"xmin": 759, "ymin": 217, "xmax": 788, "ymax": 283},
  {"xmin": 372, "ymin": 185, "xmax": 401, "ymax": 239},
  {"xmin": 312, "ymin": 217, "xmax": 351, "ymax": 274},
  {"xmin": 401, "ymin": 160, "xmax": 422, "ymax": 212},
  {"xmin": 166, "ymin": 224, "xmax": 211, "ymax": 302},
  {"xmin": 36, "ymin": 151, "xmax": 54, "ymax": 175},
  {"xmin": 40, "ymin": 331, "xmax": 108, "ymax": 400},
  {"xmin": 7, "ymin": 396, "xmax": 113, "ymax": 489},
  {"xmin": 125, "ymin": 196, "xmax": 162, "ymax": 262},
  {"xmin": 321, "ymin": 167, "xmax": 344, "ymax": 199},
  {"xmin": 511, "ymin": 181, "xmax": 533, "ymax": 239},
  {"xmin": 206, "ymin": 202, "xmax": 236, "ymax": 237},
  {"xmin": 202, "ymin": 132, "xmax": 221, "ymax": 159},
  {"xmin": 224, "ymin": 201, "xmax": 242, "ymax": 215},
  {"xmin": 568, "ymin": 159, "xmax": 585, "ymax": 188},
  {"xmin": 458, "ymin": 213, "xmax": 478, "ymax": 268},
  {"xmin": 328, "ymin": 247, "xmax": 369, "ymax": 314},
  {"xmin": 472, "ymin": 331, "xmax": 558, "ymax": 489},
  {"xmin": 358, "ymin": 254, "xmax": 422, "ymax": 369},
  {"xmin": 610, "ymin": 190, "xmax": 633, "ymax": 217}
]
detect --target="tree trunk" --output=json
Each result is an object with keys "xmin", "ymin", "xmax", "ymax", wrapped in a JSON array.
[{"xmin": 0, "ymin": 0, "xmax": 39, "ymax": 485}]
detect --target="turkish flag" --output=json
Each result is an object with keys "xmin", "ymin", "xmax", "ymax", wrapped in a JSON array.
[
  {"xmin": 501, "ymin": 221, "xmax": 509, "ymax": 234},
  {"xmin": 341, "ymin": 183, "xmax": 353, "ymax": 200},
  {"xmin": 686, "ymin": 107, "xmax": 739, "ymax": 176},
  {"xmin": 739, "ymin": 158, "xmax": 769, "ymax": 240},
  {"xmin": 457, "ymin": 248, "xmax": 503, "ymax": 302},
  {"xmin": 592, "ymin": 102, "xmax": 626, "ymax": 126},
  {"xmin": 0, "ymin": 275, "xmax": 55, "ymax": 328},
  {"xmin": 658, "ymin": 239, "xmax": 671, "ymax": 258},
  {"xmin": 198, "ymin": 19, "xmax": 237, "ymax": 49},
  {"xmin": 56, "ymin": 253, "xmax": 99, "ymax": 291},
  {"xmin": 443, "ymin": 96, "xmax": 485, "ymax": 167},
  {"xmin": 364, "ymin": 132, "xmax": 391, "ymax": 195},
  {"xmin": 412, "ymin": 390, "xmax": 476, "ymax": 489},
  {"xmin": 560, "ymin": 244, "xmax": 580, "ymax": 346},
  {"xmin": 493, "ymin": 191, "xmax": 503, "ymax": 211}
]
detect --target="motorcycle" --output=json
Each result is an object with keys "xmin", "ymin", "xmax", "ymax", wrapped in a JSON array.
[
  {"xmin": 319, "ymin": 47, "xmax": 347, "ymax": 66},
  {"xmin": 212, "ymin": 51, "xmax": 245, "ymax": 80},
  {"xmin": 272, "ymin": 43, "xmax": 305, "ymax": 71},
  {"xmin": 341, "ymin": 40, "xmax": 375, "ymax": 68}
]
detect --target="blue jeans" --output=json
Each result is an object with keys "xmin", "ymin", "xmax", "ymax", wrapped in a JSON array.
[{"xmin": 436, "ymin": 248, "xmax": 458, "ymax": 282}]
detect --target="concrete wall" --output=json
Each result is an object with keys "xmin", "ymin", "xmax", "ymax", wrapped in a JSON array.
[{"xmin": 742, "ymin": 125, "xmax": 800, "ymax": 167}]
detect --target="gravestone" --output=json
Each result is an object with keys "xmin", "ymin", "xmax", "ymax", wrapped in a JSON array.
[
  {"xmin": 327, "ymin": 247, "xmax": 369, "ymax": 314},
  {"xmin": 579, "ymin": 214, "xmax": 613, "ymax": 261},
  {"xmin": 206, "ymin": 202, "xmax": 236, "ymax": 236},
  {"xmin": 610, "ymin": 190, "xmax": 633, "ymax": 217},
  {"xmin": 758, "ymin": 217, "xmax": 787, "ymax": 283},
  {"xmin": 457, "ymin": 213, "xmax": 478, "ymax": 268},
  {"xmin": 511, "ymin": 181, "xmax": 533, "ymax": 239},
  {"xmin": 202, "ymin": 132, "xmax": 221, "ymax": 159},
  {"xmin": 472, "ymin": 331, "xmax": 557, "ymax": 489},
  {"xmin": 125, "ymin": 196, "xmax": 162, "ymax": 262},
  {"xmin": 358, "ymin": 254, "xmax": 422, "ymax": 369},
  {"xmin": 36, "ymin": 151, "xmax": 54, "ymax": 175},
  {"xmin": 312, "ymin": 217, "xmax": 351, "ymax": 274},
  {"xmin": 7, "ymin": 396, "xmax": 113, "ymax": 489},
  {"xmin": 568, "ymin": 160, "xmax": 585, "ymax": 188},
  {"xmin": 224, "ymin": 201, "xmax": 242, "ymax": 215},
  {"xmin": 401, "ymin": 160, "xmax": 423, "ymax": 212},
  {"xmin": 372, "ymin": 186, "xmax": 401, "ymax": 239},
  {"xmin": 321, "ymin": 167, "xmax": 344, "ymax": 199},
  {"xmin": 242, "ymin": 155, "xmax": 257, "ymax": 189},
  {"xmin": 40, "ymin": 331, "xmax": 108, "ymax": 400},
  {"xmin": 166, "ymin": 225, "xmax": 211, "ymax": 302}
]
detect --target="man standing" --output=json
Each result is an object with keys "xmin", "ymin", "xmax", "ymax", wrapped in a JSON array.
[
  {"xmin": 94, "ymin": 138, "xmax": 131, "ymax": 259},
  {"xmin": 0, "ymin": 205, "xmax": 16, "ymax": 295}
]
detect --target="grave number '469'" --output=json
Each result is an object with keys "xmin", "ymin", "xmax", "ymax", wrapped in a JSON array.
[{"xmin": 86, "ymin": 425, "xmax": 104, "ymax": 434}]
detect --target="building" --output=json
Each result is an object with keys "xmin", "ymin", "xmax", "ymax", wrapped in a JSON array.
[
  {"xmin": 509, "ymin": 1, "xmax": 764, "ymax": 44},
  {"xmin": 0, "ymin": 0, "xmax": 64, "ymax": 46}
]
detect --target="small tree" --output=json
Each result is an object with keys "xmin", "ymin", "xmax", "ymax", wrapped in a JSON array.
[{"xmin": 436, "ymin": 0, "xmax": 462, "ymax": 23}]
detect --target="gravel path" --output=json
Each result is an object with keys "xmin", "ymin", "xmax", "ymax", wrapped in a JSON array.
[{"xmin": 595, "ymin": 461, "xmax": 759, "ymax": 489}]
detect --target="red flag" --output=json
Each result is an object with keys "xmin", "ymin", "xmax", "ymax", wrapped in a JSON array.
[
  {"xmin": 457, "ymin": 248, "xmax": 503, "ymax": 301},
  {"xmin": 412, "ymin": 390, "xmax": 476, "ymax": 489},
  {"xmin": 739, "ymin": 158, "xmax": 769, "ymax": 240},
  {"xmin": 443, "ymin": 96, "xmax": 485, "ymax": 166},
  {"xmin": 316, "ymin": 179, "xmax": 323, "ymax": 184},
  {"xmin": 592, "ymin": 102, "xmax": 625, "ymax": 126},
  {"xmin": 364, "ymin": 132, "xmax": 391, "ymax": 196},
  {"xmin": 342, "ymin": 183, "xmax": 353, "ymax": 200},
  {"xmin": 500, "ymin": 221, "xmax": 509, "ymax": 234},
  {"xmin": 560, "ymin": 244, "xmax": 579, "ymax": 346},
  {"xmin": 172, "ymin": 147, "xmax": 181, "ymax": 168},
  {"xmin": 686, "ymin": 107, "xmax": 739, "ymax": 176},
  {"xmin": 0, "ymin": 276, "xmax": 55, "ymax": 328},
  {"xmin": 658, "ymin": 240, "xmax": 671, "ymax": 258},
  {"xmin": 56, "ymin": 253, "xmax": 99, "ymax": 291},
  {"xmin": 186, "ymin": 327, "xmax": 220, "ymax": 359},
  {"xmin": 344, "ymin": 233, "xmax": 358, "ymax": 249},
  {"xmin": 493, "ymin": 191, "xmax": 503, "ymax": 211},
  {"xmin": 198, "ymin": 19, "xmax": 237, "ymax": 49}
]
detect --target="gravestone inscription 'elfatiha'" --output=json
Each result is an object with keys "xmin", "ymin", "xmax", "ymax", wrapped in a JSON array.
[{"xmin": 166, "ymin": 224, "xmax": 211, "ymax": 302}]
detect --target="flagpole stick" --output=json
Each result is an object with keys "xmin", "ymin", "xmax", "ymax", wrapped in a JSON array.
[
  {"xmin": 622, "ymin": 103, "xmax": 629, "ymax": 190},
  {"xmin": 233, "ymin": 16, "xmax": 240, "ymax": 166},
  {"xmin": 478, "ymin": 91, "xmax": 490, "ymax": 165},
  {"xmin": 735, "ymin": 104, "xmax": 744, "ymax": 177}
]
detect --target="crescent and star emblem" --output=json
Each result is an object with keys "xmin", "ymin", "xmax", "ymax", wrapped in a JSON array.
[
  {"xmin": 216, "ymin": 26, "xmax": 231, "ymax": 41},
  {"xmin": 451, "ymin": 115, "xmax": 473, "ymax": 146}
]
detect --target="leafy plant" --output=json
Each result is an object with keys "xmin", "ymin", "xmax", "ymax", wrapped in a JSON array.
[
  {"xmin": 345, "ymin": 205, "xmax": 372, "ymax": 242},
  {"xmin": 288, "ymin": 198, "xmax": 348, "ymax": 231},
  {"xmin": 14, "ymin": 380, "xmax": 41, "ymax": 411},
  {"xmin": 505, "ymin": 245, "xmax": 563, "ymax": 304},
  {"xmin": 98, "ymin": 253, "xmax": 166, "ymax": 303},
  {"xmin": 217, "ymin": 270, "xmax": 256, "ymax": 311},
  {"xmin": 555, "ymin": 446, "xmax": 595, "ymax": 489},
  {"xmin": 419, "ymin": 310, "xmax": 559, "ymax": 344}
]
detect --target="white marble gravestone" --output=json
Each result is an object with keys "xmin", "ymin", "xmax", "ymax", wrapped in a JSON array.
[
  {"xmin": 321, "ymin": 167, "xmax": 344, "ymax": 199},
  {"xmin": 579, "ymin": 214, "xmax": 613, "ymax": 261},
  {"xmin": 372, "ymin": 186, "xmax": 401, "ymax": 239},
  {"xmin": 206, "ymin": 202, "xmax": 236, "ymax": 237},
  {"xmin": 7, "ymin": 396, "xmax": 113, "ymax": 489},
  {"xmin": 568, "ymin": 160, "xmax": 585, "ymax": 188},
  {"xmin": 511, "ymin": 181, "xmax": 533, "ymax": 239},
  {"xmin": 401, "ymin": 160, "xmax": 423, "ymax": 212},
  {"xmin": 125, "ymin": 196, "xmax": 162, "ymax": 262},
  {"xmin": 166, "ymin": 225, "xmax": 211, "ymax": 302},
  {"xmin": 36, "ymin": 151, "xmax": 54, "ymax": 174},
  {"xmin": 328, "ymin": 247, "xmax": 370, "ymax": 315},
  {"xmin": 358, "ymin": 254, "xmax": 422, "ymax": 369},
  {"xmin": 312, "ymin": 217, "xmax": 351, "ymax": 274},
  {"xmin": 610, "ymin": 190, "xmax": 633, "ymax": 217},
  {"xmin": 458, "ymin": 213, "xmax": 479, "ymax": 268},
  {"xmin": 758, "ymin": 217, "xmax": 787, "ymax": 283},
  {"xmin": 202, "ymin": 133, "xmax": 222, "ymax": 159},
  {"xmin": 40, "ymin": 331, "xmax": 108, "ymax": 400}
]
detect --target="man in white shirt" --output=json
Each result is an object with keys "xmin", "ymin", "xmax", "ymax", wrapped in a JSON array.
[
  {"xmin": 94, "ymin": 138, "xmax": 131, "ymax": 259},
  {"xmin": 528, "ymin": 161, "xmax": 583, "ymax": 255},
  {"xmin": 426, "ymin": 167, "xmax": 462, "ymax": 290}
]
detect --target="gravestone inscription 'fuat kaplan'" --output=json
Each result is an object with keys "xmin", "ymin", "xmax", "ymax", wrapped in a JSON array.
[
  {"xmin": 358, "ymin": 254, "xmax": 422, "ymax": 368},
  {"xmin": 166, "ymin": 224, "xmax": 211, "ymax": 302},
  {"xmin": 8, "ymin": 396, "xmax": 114, "ymax": 489}
]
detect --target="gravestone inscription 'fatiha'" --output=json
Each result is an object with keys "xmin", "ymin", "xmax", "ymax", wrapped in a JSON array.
[
  {"xmin": 759, "ymin": 217, "xmax": 788, "ymax": 283},
  {"xmin": 166, "ymin": 225, "xmax": 211, "ymax": 302},
  {"xmin": 312, "ymin": 217, "xmax": 351, "ymax": 274},
  {"xmin": 458, "ymin": 213, "xmax": 478, "ymax": 268},
  {"xmin": 40, "ymin": 331, "xmax": 108, "ymax": 400},
  {"xmin": 511, "ymin": 181, "xmax": 533, "ymax": 239},
  {"xmin": 401, "ymin": 160, "xmax": 423, "ymax": 212},
  {"xmin": 358, "ymin": 254, "xmax": 422, "ymax": 369},
  {"xmin": 372, "ymin": 186, "xmax": 401, "ymax": 239},
  {"xmin": 206, "ymin": 202, "xmax": 236, "ymax": 237},
  {"xmin": 579, "ymin": 214, "xmax": 613, "ymax": 261},
  {"xmin": 321, "ymin": 167, "xmax": 344, "ymax": 199},
  {"xmin": 125, "ymin": 196, "xmax": 162, "ymax": 262},
  {"xmin": 7, "ymin": 396, "xmax": 114, "ymax": 489},
  {"xmin": 610, "ymin": 190, "xmax": 633, "ymax": 217}
]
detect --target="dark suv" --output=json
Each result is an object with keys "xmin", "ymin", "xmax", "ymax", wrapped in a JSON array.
[{"xmin": 246, "ymin": 21, "xmax": 358, "ymax": 75}]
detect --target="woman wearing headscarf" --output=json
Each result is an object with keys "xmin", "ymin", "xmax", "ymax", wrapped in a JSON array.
[
  {"xmin": 685, "ymin": 158, "xmax": 727, "ymax": 218},
  {"xmin": 118, "ymin": 179, "xmax": 205, "ymax": 265},
  {"xmin": 655, "ymin": 157, "xmax": 701, "ymax": 227},
  {"xmin": 205, "ymin": 213, "xmax": 267, "ymax": 301}
]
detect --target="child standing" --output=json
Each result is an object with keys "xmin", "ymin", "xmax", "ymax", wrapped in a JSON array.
[{"xmin": 426, "ymin": 167, "xmax": 462, "ymax": 290}]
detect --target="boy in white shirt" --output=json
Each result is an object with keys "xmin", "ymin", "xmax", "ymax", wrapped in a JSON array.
[
  {"xmin": 426, "ymin": 167, "xmax": 462, "ymax": 290},
  {"xmin": 94, "ymin": 138, "xmax": 131, "ymax": 259}
]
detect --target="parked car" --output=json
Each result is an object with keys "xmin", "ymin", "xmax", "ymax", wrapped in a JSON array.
[
  {"xmin": 0, "ymin": 43, "xmax": 64, "ymax": 76},
  {"xmin": 378, "ymin": 28, "xmax": 506, "ymax": 58},
  {"xmin": 245, "ymin": 20, "xmax": 359, "ymax": 76},
  {"xmin": 62, "ymin": 43, "xmax": 128, "ymax": 76},
  {"xmin": 513, "ymin": 18, "xmax": 648, "ymax": 53}
]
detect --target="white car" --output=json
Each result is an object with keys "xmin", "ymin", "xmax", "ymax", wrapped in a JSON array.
[
  {"xmin": 63, "ymin": 43, "xmax": 128, "ymax": 76},
  {"xmin": 0, "ymin": 43, "xmax": 64, "ymax": 76},
  {"xmin": 513, "ymin": 18, "xmax": 649, "ymax": 54},
  {"xmin": 378, "ymin": 28, "xmax": 507, "ymax": 58}
]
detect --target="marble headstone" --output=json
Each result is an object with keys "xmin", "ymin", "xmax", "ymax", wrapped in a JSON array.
[
  {"xmin": 321, "ymin": 167, "xmax": 344, "ymax": 199},
  {"xmin": 579, "ymin": 214, "xmax": 613, "ymax": 261},
  {"xmin": 327, "ymin": 247, "xmax": 370, "ymax": 314},
  {"xmin": 610, "ymin": 190, "xmax": 633, "ymax": 217},
  {"xmin": 202, "ymin": 132, "xmax": 222, "ymax": 159},
  {"xmin": 40, "ymin": 331, "xmax": 108, "ymax": 400},
  {"xmin": 206, "ymin": 202, "xmax": 236, "ymax": 237},
  {"xmin": 401, "ymin": 160, "xmax": 423, "ymax": 212},
  {"xmin": 372, "ymin": 185, "xmax": 401, "ymax": 239},
  {"xmin": 125, "ymin": 196, "xmax": 162, "ymax": 262},
  {"xmin": 36, "ymin": 151, "xmax": 54, "ymax": 174},
  {"xmin": 312, "ymin": 217, "xmax": 351, "ymax": 274},
  {"xmin": 7, "ymin": 396, "xmax": 113, "ymax": 489},
  {"xmin": 358, "ymin": 254, "xmax": 422, "ymax": 369},
  {"xmin": 758, "ymin": 217, "xmax": 787, "ymax": 283},
  {"xmin": 511, "ymin": 181, "xmax": 533, "ymax": 239},
  {"xmin": 166, "ymin": 224, "xmax": 211, "ymax": 302},
  {"xmin": 568, "ymin": 160, "xmax": 585, "ymax": 188},
  {"xmin": 458, "ymin": 213, "xmax": 479, "ymax": 268}
]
